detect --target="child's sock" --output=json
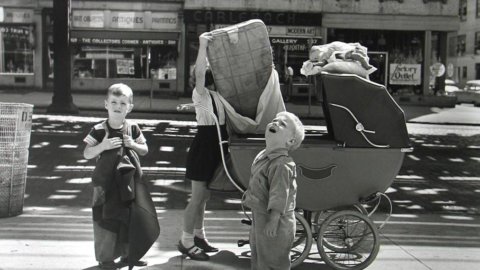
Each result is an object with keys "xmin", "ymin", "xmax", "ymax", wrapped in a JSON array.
[
  {"xmin": 194, "ymin": 228, "xmax": 206, "ymax": 239},
  {"xmin": 181, "ymin": 231, "xmax": 194, "ymax": 248}
]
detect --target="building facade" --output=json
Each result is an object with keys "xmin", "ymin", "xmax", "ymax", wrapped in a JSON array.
[
  {"xmin": 447, "ymin": 0, "xmax": 480, "ymax": 87},
  {"xmin": 0, "ymin": 0, "xmax": 459, "ymax": 98}
]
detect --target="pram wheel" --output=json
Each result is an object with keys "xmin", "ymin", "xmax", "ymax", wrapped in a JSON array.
[
  {"xmin": 314, "ymin": 204, "xmax": 368, "ymax": 252},
  {"xmin": 318, "ymin": 210, "xmax": 379, "ymax": 270},
  {"xmin": 291, "ymin": 211, "xmax": 312, "ymax": 268}
]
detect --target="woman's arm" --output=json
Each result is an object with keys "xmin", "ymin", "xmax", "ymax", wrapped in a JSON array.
[{"xmin": 194, "ymin": 32, "xmax": 212, "ymax": 96}]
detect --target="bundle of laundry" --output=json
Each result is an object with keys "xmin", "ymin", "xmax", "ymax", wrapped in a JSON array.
[{"xmin": 301, "ymin": 41, "xmax": 377, "ymax": 78}]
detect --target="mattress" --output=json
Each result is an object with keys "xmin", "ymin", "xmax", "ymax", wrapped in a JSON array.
[{"xmin": 207, "ymin": 19, "xmax": 273, "ymax": 119}]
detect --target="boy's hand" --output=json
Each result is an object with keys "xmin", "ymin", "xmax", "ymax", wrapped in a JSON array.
[
  {"xmin": 100, "ymin": 133, "xmax": 122, "ymax": 150},
  {"xmin": 264, "ymin": 219, "xmax": 278, "ymax": 238},
  {"xmin": 123, "ymin": 134, "xmax": 134, "ymax": 148},
  {"xmin": 264, "ymin": 210, "xmax": 281, "ymax": 238}
]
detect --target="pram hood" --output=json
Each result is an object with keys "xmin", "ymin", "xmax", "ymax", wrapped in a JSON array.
[{"xmin": 321, "ymin": 72, "xmax": 411, "ymax": 148}]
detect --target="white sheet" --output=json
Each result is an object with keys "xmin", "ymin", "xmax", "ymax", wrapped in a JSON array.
[{"xmin": 211, "ymin": 69, "xmax": 286, "ymax": 134}]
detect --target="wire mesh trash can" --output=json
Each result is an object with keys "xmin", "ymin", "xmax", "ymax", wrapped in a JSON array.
[{"xmin": 0, "ymin": 103, "xmax": 33, "ymax": 217}]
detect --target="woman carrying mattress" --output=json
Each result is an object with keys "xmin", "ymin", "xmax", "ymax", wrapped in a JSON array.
[{"xmin": 177, "ymin": 32, "xmax": 228, "ymax": 261}]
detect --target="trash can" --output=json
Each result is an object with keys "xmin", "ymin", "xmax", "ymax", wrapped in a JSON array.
[{"xmin": 0, "ymin": 103, "xmax": 33, "ymax": 217}]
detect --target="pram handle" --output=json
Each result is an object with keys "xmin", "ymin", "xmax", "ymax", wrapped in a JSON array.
[{"xmin": 176, "ymin": 103, "xmax": 195, "ymax": 111}]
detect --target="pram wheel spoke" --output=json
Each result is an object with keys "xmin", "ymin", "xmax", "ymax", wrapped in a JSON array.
[
  {"xmin": 313, "ymin": 204, "xmax": 368, "ymax": 251},
  {"xmin": 291, "ymin": 211, "xmax": 313, "ymax": 269},
  {"xmin": 318, "ymin": 210, "xmax": 379, "ymax": 270}
]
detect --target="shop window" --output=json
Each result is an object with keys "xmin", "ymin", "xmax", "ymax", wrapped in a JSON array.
[
  {"xmin": 149, "ymin": 44, "xmax": 178, "ymax": 80},
  {"xmin": 475, "ymin": 32, "xmax": 480, "ymax": 55},
  {"xmin": 0, "ymin": 25, "xmax": 35, "ymax": 74},
  {"xmin": 459, "ymin": 0, "xmax": 468, "ymax": 21},
  {"xmin": 457, "ymin": 35, "xmax": 466, "ymax": 56},
  {"xmin": 270, "ymin": 37, "xmax": 320, "ymax": 84},
  {"xmin": 448, "ymin": 36, "xmax": 457, "ymax": 57},
  {"xmin": 73, "ymin": 44, "xmax": 177, "ymax": 79},
  {"xmin": 477, "ymin": 0, "xmax": 480, "ymax": 18}
]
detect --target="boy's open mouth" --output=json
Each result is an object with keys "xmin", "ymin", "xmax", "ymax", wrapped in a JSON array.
[{"xmin": 268, "ymin": 126, "xmax": 276, "ymax": 133}]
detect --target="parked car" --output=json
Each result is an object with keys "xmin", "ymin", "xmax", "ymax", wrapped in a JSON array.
[
  {"xmin": 456, "ymin": 80, "xmax": 480, "ymax": 106},
  {"xmin": 444, "ymin": 79, "xmax": 460, "ymax": 96}
]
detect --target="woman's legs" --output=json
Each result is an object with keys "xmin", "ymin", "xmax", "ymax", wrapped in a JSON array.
[{"xmin": 182, "ymin": 180, "xmax": 210, "ymax": 246}]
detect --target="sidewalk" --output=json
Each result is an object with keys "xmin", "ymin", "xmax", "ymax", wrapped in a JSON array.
[
  {"xmin": 1, "ymin": 89, "xmax": 480, "ymax": 125},
  {"xmin": 0, "ymin": 96, "xmax": 479, "ymax": 269},
  {"xmin": 2, "ymin": 207, "xmax": 479, "ymax": 270}
]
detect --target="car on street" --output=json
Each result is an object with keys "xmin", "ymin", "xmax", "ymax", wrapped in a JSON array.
[
  {"xmin": 444, "ymin": 79, "xmax": 460, "ymax": 96},
  {"xmin": 456, "ymin": 80, "xmax": 480, "ymax": 106}
]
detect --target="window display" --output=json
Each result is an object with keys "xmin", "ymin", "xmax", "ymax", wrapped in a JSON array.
[
  {"xmin": 0, "ymin": 26, "xmax": 35, "ymax": 74},
  {"xmin": 73, "ymin": 43, "xmax": 177, "ymax": 79}
]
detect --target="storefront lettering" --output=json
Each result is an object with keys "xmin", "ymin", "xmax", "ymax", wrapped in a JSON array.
[
  {"xmin": 191, "ymin": 10, "xmax": 297, "ymax": 25},
  {"xmin": 152, "ymin": 17, "xmax": 177, "ymax": 24},
  {"xmin": 121, "ymin": 39, "xmax": 139, "ymax": 45},
  {"xmin": 151, "ymin": 12, "xmax": 179, "ymax": 29},
  {"xmin": 287, "ymin": 27, "xmax": 315, "ymax": 36},
  {"xmin": 271, "ymin": 38, "xmax": 298, "ymax": 44},
  {"xmin": 110, "ymin": 12, "xmax": 145, "ymax": 28},
  {"xmin": 389, "ymin": 64, "xmax": 421, "ymax": 85},
  {"xmin": 1, "ymin": 9, "xmax": 34, "ymax": 23},
  {"xmin": 73, "ymin": 15, "xmax": 104, "ymax": 23},
  {"xmin": 111, "ymin": 16, "xmax": 144, "ymax": 24},
  {"xmin": 283, "ymin": 44, "xmax": 307, "ymax": 51},
  {"xmin": 0, "ymin": 26, "xmax": 30, "ymax": 35},
  {"xmin": 71, "ymin": 36, "xmax": 176, "ymax": 46},
  {"xmin": 72, "ymin": 11, "xmax": 105, "ymax": 28}
]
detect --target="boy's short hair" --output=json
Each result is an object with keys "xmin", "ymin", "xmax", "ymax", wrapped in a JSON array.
[
  {"xmin": 278, "ymin": 111, "xmax": 305, "ymax": 151},
  {"xmin": 107, "ymin": 83, "xmax": 134, "ymax": 103}
]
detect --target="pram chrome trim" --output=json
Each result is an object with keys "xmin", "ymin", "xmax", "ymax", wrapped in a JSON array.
[{"xmin": 329, "ymin": 102, "xmax": 390, "ymax": 148}]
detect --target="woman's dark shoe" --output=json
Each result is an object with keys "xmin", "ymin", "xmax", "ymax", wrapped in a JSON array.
[
  {"xmin": 177, "ymin": 240, "xmax": 209, "ymax": 261},
  {"xmin": 98, "ymin": 261, "xmax": 118, "ymax": 270},
  {"xmin": 119, "ymin": 257, "xmax": 148, "ymax": 266},
  {"xmin": 194, "ymin": 236, "xmax": 219, "ymax": 253}
]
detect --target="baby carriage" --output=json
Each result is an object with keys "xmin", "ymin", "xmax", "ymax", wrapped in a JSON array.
[{"xmin": 178, "ymin": 72, "xmax": 412, "ymax": 269}]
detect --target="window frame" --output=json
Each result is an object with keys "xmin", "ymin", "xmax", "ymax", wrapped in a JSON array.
[{"xmin": 459, "ymin": 0, "xmax": 468, "ymax": 21}]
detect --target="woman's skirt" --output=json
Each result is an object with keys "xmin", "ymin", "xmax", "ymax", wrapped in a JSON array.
[{"xmin": 185, "ymin": 124, "xmax": 228, "ymax": 182}]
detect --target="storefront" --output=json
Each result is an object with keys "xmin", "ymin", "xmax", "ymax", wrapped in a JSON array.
[
  {"xmin": 323, "ymin": 12, "xmax": 457, "ymax": 96},
  {"xmin": 69, "ymin": 9, "xmax": 182, "ymax": 94},
  {"xmin": 0, "ymin": 7, "xmax": 36, "ymax": 88},
  {"xmin": 183, "ymin": 9, "xmax": 322, "ymax": 96}
]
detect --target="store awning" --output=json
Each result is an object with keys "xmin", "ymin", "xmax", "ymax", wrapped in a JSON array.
[{"xmin": 70, "ymin": 30, "xmax": 179, "ymax": 45}]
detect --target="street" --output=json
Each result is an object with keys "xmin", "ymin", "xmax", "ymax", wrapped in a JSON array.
[{"xmin": 1, "ymin": 113, "xmax": 480, "ymax": 269}]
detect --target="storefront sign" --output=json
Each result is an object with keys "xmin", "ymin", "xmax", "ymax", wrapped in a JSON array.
[
  {"xmin": 70, "ymin": 37, "xmax": 177, "ymax": 46},
  {"xmin": 0, "ymin": 8, "xmax": 33, "ymax": 23},
  {"xmin": 72, "ymin": 10, "xmax": 105, "ymax": 28},
  {"xmin": 0, "ymin": 26, "xmax": 31, "ymax": 35},
  {"xmin": 215, "ymin": 24, "xmax": 317, "ymax": 38},
  {"xmin": 285, "ymin": 26, "xmax": 315, "ymax": 37},
  {"xmin": 270, "ymin": 37, "xmax": 319, "ymax": 52},
  {"xmin": 151, "ymin": 12, "xmax": 179, "ymax": 30},
  {"xmin": 110, "ymin": 12, "xmax": 145, "ymax": 29},
  {"xmin": 430, "ymin": 62, "xmax": 445, "ymax": 77},
  {"xmin": 184, "ymin": 10, "xmax": 322, "ymax": 26},
  {"xmin": 389, "ymin": 64, "xmax": 422, "ymax": 85}
]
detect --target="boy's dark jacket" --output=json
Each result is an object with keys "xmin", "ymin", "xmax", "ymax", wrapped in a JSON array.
[{"xmin": 91, "ymin": 120, "xmax": 160, "ymax": 266}]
